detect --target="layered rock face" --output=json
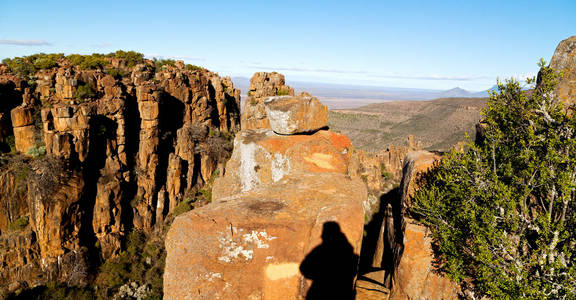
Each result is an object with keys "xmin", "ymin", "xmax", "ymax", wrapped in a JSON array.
[
  {"xmin": 0, "ymin": 58, "xmax": 240, "ymax": 291},
  {"xmin": 165, "ymin": 76, "xmax": 366, "ymax": 299},
  {"xmin": 549, "ymin": 36, "xmax": 576, "ymax": 105}
]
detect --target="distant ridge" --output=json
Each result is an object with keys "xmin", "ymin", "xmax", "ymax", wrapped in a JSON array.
[{"xmin": 232, "ymin": 76, "xmax": 496, "ymax": 109}]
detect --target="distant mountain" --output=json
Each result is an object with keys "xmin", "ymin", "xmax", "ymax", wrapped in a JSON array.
[
  {"xmin": 439, "ymin": 87, "xmax": 474, "ymax": 98},
  {"xmin": 231, "ymin": 76, "xmax": 491, "ymax": 109}
]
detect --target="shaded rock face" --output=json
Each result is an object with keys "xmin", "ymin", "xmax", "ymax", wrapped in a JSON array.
[
  {"xmin": 386, "ymin": 150, "xmax": 460, "ymax": 299},
  {"xmin": 165, "ymin": 76, "xmax": 366, "ymax": 299},
  {"xmin": 549, "ymin": 36, "xmax": 576, "ymax": 105},
  {"xmin": 241, "ymin": 72, "xmax": 294, "ymax": 130},
  {"xmin": 0, "ymin": 60, "xmax": 240, "ymax": 290}
]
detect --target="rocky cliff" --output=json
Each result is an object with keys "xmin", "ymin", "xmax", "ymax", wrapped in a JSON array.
[{"xmin": 0, "ymin": 53, "xmax": 240, "ymax": 295}]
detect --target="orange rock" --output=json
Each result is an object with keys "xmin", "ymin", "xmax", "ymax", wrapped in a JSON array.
[
  {"xmin": 241, "ymin": 72, "xmax": 294, "ymax": 131},
  {"xmin": 390, "ymin": 219, "xmax": 460, "ymax": 300},
  {"xmin": 164, "ymin": 173, "xmax": 366, "ymax": 300},
  {"xmin": 10, "ymin": 106, "xmax": 34, "ymax": 127},
  {"xmin": 386, "ymin": 150, "xmax": 459, "ymax": 299},
  {"xmin": 13, "ymin": 125, "xmax": 36, "ymax": 153},
  {"xmin": 549, "ymin": 36, "xmax": 576, "ymax": 105},
  {"xmin": 212, "ymin": 129, "xmax": 353, "ymax": 200},
  {"xmin": 264, "ymin": 95, "xmax": 329, "ymax": 134}
]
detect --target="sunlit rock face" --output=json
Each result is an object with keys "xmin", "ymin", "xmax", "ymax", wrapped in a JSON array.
[
  {"xmin": 549, "ymin": 36, "xmax": 576, "ymax": 106},
  {"xmin": 0, "ymin": 59, "xmax": 240, "ymax": 291}
]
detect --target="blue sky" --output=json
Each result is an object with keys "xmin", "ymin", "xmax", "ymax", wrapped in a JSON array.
[{"xmin": 0, "ymin": 0, "xmax": 574, "ymax": 91}]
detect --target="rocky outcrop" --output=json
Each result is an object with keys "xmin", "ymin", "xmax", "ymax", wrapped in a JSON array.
[
  {"xmin": 241, "ymin": 72, "xmax": 294, "ymax": 130},
  {"xmin": 264, "ymin": 95, "xmax": 328, "ymax": 134},
  {"xmin": 549, "ymin": 36, "xmax": 576, "ymax": 105},
  {"xmin": 0, "ymin": 57, "xmax": 240, "ymax": 292},
  {"xmin": 165, "ymin": 77, "xmax": 366, "ymax": 299},
  {"xmin": 388, "ymin": 150, "xmax": 460, "ymax": 299},
  {"xmin": 165, "ymin": 173, "xmax": 365, "ymax": 300},
  {"xmin": 379, "ymin": 135, "xmax": 422, "ymax": 182},
  {"xmin": 379, "ymin": 150, "xmax": 459, "ymax": 299},
  {"xmin": 212, "ymin": 129, "xmax": 353, "ymax": 200}
]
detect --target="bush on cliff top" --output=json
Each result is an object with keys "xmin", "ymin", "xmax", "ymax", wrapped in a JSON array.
[{"xmin": 412, "ymin": 60, "xmax": 576, "ymax": 298}]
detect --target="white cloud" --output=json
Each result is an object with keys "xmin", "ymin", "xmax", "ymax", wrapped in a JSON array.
[{"xmin": 0, "ymin": 39, "xmax": 51, "ymax": 46}]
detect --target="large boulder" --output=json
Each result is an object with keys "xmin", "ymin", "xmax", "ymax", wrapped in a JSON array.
[
  {"xmin": 212, "ymin": 128, "xmax": 353, "ymax": 200},
  {"xmin": 164, "ymin": 173, "xmax": 366, "ymax": 300},
  {"xmin": 11, "ymin": 106, "xmax": 37, "ymax": 153},
  {"xmin": 241, "ymin": 72, "xmax": 295, "ymax": 131},
  {"xmin": 264, "ymin": 95, "xmax": 328, "ymax": 134}
]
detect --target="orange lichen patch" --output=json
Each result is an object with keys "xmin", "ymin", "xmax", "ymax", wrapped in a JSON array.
[
  {"xmin": 259, "ymin": 135, "xmax": 313, "ymax": 153},
  {"xmin": 326, "ymin": 131, "xmax": 352, "ymax": 150}
]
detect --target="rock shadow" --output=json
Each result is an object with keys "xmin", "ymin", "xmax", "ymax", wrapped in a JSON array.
[{"xmin": 299, "ymin": 221, "xmax": 359, "ymax": 300}]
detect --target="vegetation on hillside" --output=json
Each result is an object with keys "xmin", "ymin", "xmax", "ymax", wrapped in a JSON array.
[
  {"xmin": 412, "ymin": 61, "xmax": 576, "ymax": 298},
  {"xmin": 329, "ymin": 97, "xmax": 487, "ymax": 151},
  {"xmin": 1, "ymin": 51, "xmax": 203, "ymax": 77}
]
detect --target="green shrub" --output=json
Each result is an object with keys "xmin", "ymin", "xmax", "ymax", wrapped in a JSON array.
[
  {"xmin": 172, "ymin": 199, "xmax": 193, "ymax": 216},
  {"xmin": 113, "ymin": 50, "xmax": 144, "ymax": 68},
  {"xmin": 66, "ymin": 54, "xmax": 108, "ymax": 70},
  {"xmin": 5, "ymin": 135, "xmax": 15, "ymax": 153},
  {"xmin": 185, "ymin": 64, "xmax": 203, "ymax": 71},
  {"xmin": 8, "ymin": 216, "xmax": 29, "ymax": 232},
  {"xmin": 153, "ymin": 58, "xmax": 176, "ymax": 71},
  {"xmin": 74, "ymin": 83, "xmax": 95, "ymax": 101},
  {"xmin": 412, "ymin": 60, "xmax": 576, "ymax": 298},
  {"xmin": 276, "ymin": 87, "xmax": 291, "ymax": 96},
  {"xmin": 381, "ymin": 164, "xmax": 392, "ymax": 180},
  {"xmin": 106, "ymin": 68, "xmax": 125, "ymax": 79},
  {"xmin": 2, "ymin": 57, "xmax": 36, "ymax": 77},
  {"xmin": 26, "ymin": 145, "xmax": 46, "ymax": 158},
  {"xmin": 95, "ymin": 230, "xmax": 165, "ymax": 299}
]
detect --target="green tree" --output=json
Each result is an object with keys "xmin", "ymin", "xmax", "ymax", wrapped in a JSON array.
[{"xmin": 412, "ymin": 60, "xmax": 576, "ymax": 298}]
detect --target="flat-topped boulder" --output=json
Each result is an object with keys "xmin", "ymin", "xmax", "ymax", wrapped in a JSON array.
[
  {"xmin": 164, "ymin": 173, "xmax": 366, "ymax": 300},
  {"xmin": 264, "ymin": 95, "xmax": 329, "ymax": 134},
  {"xmin": 212, "ymin": 128, "xmax": 353, "ymax": 200}
]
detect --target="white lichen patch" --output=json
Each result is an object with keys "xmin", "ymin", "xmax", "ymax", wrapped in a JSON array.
[
  {"xmin": 217, "ymin": 234, "xmax": 254, "ymax": 263},
  {"xmin": 271, "ymin": 153, "xmax": 290, "ymax": 182},
  {"xmin": 266, "ymin": 108, "xmax": 296, "ymax": 133},
  {"xmin": 217, "ymin": 229, "xmax": 277, "ymax": 263},
  {"xmin": 242, "ymin": 230, "xmax": 278, "ymax": 249},
  {"xmin": 239, "ymin": 141, "xmax": 260, "ymax": 192},
  {"xmin": 203, "ymin": 272, "xmax": 223, "ymax": 282}
]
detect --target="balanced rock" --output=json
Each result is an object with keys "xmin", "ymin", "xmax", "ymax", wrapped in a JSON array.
[
  {"xmin": 166, "ymin": 73, "xmax": 366, "ymax": 298},
  {"xmin": 164, "ymin": 173, "xmax": 366, "ymax": 300},
  {"xmin": 241, "ymin": 72, "xmax": 295, "ymax": 131},
  {"xmin": 549, "ymin": 36, "xmax": 576, "ymax": 105},
  {"xmin": 264, "ymin": 95, "xmax": 328, "ymax": 134},
  {"xmin": 212, "ymin": 128, "xmax": 353, "ymax": 200}
]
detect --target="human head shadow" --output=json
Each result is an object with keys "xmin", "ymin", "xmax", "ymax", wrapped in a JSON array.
[{"xmin": 299, "ymin": 222, "xmax": 359, "ymax": 300}]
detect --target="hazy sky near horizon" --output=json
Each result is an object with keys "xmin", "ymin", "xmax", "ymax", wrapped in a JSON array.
[{"xmin": 0, "ymin": 0, "xmax": 574, "ymax": 91}]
